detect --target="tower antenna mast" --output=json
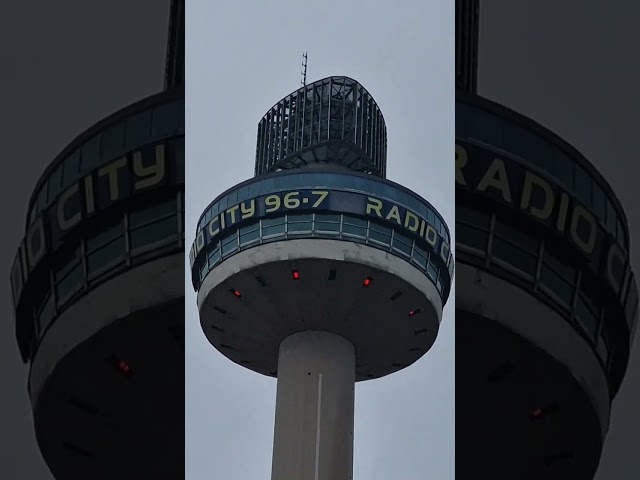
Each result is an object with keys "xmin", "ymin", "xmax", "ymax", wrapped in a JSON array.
[{"xmin": 301, "ymin": 52, "xmax": 308, "ymax": 87}]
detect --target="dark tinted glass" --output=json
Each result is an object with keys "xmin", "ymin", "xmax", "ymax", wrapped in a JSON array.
[
  {"xmin": 87, "ymin": 238, "xmax": 125, "ymax": 276},
  {"xmin": 125, "ymin": 110, "xmax": 152, "ymax": 150},
  {"xmin": 101, "ymin": 123, "xmax": 125, "ymax": 162},
  {"xmin": 130, "ymin": 198, "xmax": 177, "ymax": 227},
  {"xmin": 55, "ymin": 263, "xmax": 84, "ymax": 305},
  {"xmin": 130, "ymin": 216, "xmax": 177, "ymax": 251},
  {"xmin": 80, "ymin": 134, "xmax": 102, "ymax": 174},
  {"xmin": 492, "ymin": 238, "xmax": 537, "ymax": 276},
  {"xmin": 62, "ymin": 150, "xmax": 81, "ymax": 188}
]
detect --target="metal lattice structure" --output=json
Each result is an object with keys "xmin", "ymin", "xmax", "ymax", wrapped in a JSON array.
[{"xmin": 254, "ymin": 76, "xmax": 387, "ymax": 178}]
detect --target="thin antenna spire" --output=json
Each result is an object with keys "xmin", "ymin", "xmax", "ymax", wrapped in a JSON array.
[{"xmin": 301, "ymin": 52, "xmax": 308, "ymax": 87}]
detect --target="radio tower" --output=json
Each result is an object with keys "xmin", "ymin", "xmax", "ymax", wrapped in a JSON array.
[{"xmin": 190, "ymin": 76, "xmax": 453, "ymax": 479}]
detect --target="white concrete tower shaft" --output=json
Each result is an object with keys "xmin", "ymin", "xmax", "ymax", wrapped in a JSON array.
[{"xmin": 271, "ymin": 331, "xmax": 356, "ymax": 480}]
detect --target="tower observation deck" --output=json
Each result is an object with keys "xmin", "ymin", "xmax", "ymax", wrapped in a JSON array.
[
  {"xmin": 455, "ymin": 2, "xmax": 638, "ymax": 478},
  {"xmin": 10, "ymin": 2, "xmax": 185, "ymax": 478},
  {"xmin": 191, "ymin": 76, "xmax": 453, "ymax": 479}
]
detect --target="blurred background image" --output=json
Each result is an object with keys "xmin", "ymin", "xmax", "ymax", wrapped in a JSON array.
[
  {"xmin": 456, "ymin": 1, "xmax": 640, "ymax": 478},
  {"xmin": 1, "ymin": 1, "xmax": 184, "ymax": 478}
]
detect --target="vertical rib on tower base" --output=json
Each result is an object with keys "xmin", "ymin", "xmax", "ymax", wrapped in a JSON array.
[{"xmin": 271, "ymin": 331, "xmax": 356, "ymax": 480}]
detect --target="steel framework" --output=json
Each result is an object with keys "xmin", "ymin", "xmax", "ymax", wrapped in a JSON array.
[{"xmin": 254, "ymin": 76, "xmax": 387, "ymax": 177}]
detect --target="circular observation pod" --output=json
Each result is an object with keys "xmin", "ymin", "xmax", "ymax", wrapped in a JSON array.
[
  {"xmin": 455, "ymin": 93, "xmax": 637, "ymax": 479},
  {"xmin": 10, "ymin": 88, "xmax": 185, "ymax": 479},
  {"xmin": 191, "ymin": 169, "xmax": 453, "ymax": 380},
  {"xmin": 254, "ymin": 76, "xmax": 387, "ymax": 178}
]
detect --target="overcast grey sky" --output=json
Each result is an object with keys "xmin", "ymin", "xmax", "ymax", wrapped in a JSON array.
[
  {"xmin": 477, "ymin": 1, "xmax": 640, "ymax": 477},
  {"xmin": 185, "ymin": 1, "xmax": 454, "ymax": 479}
]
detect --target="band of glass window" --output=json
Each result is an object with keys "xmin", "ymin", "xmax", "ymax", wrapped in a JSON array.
[
  {"xmin": 456, "ymin": 202, "xmax": 637, "ymax": 394},
  {"xmin": 456, "ymin": 97, "xmax": 629, "ymax": 249},
  {"xmin": 193, "ymin": 212, "xmax": 453, "ymax": 305},
  {"xmin": 196, "ymin": 173, "xmax": 451, "ymax": 246},
  {"xmin": 27, "ymin": 95, "xmax": 185, "ymax": 227},
  {"xmin": 255, "ymin": 77, "xmax": 386, "ymax": 177},
  {"xmin": 16, "ymin": 191, "xmax": 184, "ymax": 362}
]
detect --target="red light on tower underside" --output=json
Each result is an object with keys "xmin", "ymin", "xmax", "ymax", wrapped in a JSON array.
[
  {"xmin": 362, "ymin": 277, "xmax": 372, "ymax": 287},
  {"xmin": 292, "ymin": 270, "xmax": 300, "ymax": 280},
  {"xmin": 117, "ymin": 360, "xmax": 132, "ymax": 375},
  {"xmin": 230, "ymin": 289, "xmax": 241, "ymax": 297}
]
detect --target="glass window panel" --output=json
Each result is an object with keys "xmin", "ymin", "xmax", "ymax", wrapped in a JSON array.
[
  {"xmin": 592, "ymin": 182, "xmax": 606, "ymax": 225},
  {"xmin": 237, "ymin": 185, "xmax": 250, "ymax": 203},
  {"xmin": 37, "ymin": 185, "xmax": 47, "ymax": 211},
  {"xmin": 494, "ymin": 219, "xmax": 538, "ymax": 254},
  {"xmin": 436, "ymin": 277, "xmax": 443, "ymax": 293},
  {"xmin": 208, "ymin": 248, "xmax": 221, "ymax": 267},
  {"xmin": 28, "ymin": 203, "xmax": 38, "ymax": 226},
  {"xmin": 575, "ymin": 296, "xmax": 599, "ymax": 340},
  {"xmin": 87, "ymin": 238, "xmax": 124, "ymax": 276},
  {"xmin": 369, "ymin": 228, "xmax": 391, "ymax": 245},
  {"xmin": 53, "ymin": 246, "xmax": 82, "ymax": 282},
  {"xmin": 100, "ymin": 123, "xmax": 125, "ymax": 162},
  {"xmin": 125, "ymin": 110, "xmax": 152, "ymax": 150},
  {"xmin": 579, "ymin": 274, "xmax": 602, "ymax": 316},
  {"xmin": 427, "ymin": 209, "xmax": 435, "ymax": 226},
  {"xmin": 456, "ymin": 223, "xmax": 488, "ymax": 252},
  {"xmin": 413, "ymin": 250, "xmax": 428, "ymax": 269},
  {"xmin": 543, "ymin": 251, "xmax": 576, "ymax": 285},
  {"xmin": 434, "ymin": 217, "xmax": 442, "ymax": 236},
  {"xmin": 55, "ymin": 263, "xmax": 84, "ymax": 305},
  {"xmin": 491, "ymin": 237, "xmax": 537, "ymax": 276},
  {"xmin": 152, "ymin": 101, "xmax": 182, "ymax": 138},
  {"xmin": 239, "ymin": 223, "xmax": 260, "ymax": 236},
  {"xmin": 86, "ymin": 219, "xmax": 124, "ymax": 252},
  {"xmin": 540, "ymin": 264, "xmax": 574, "ymax": 306},
  {"xmin": 315, "ymin": 213, "xmax": 341, "ymax": 223},
  {"xmin": 288, "ymin": 222, "xmax": 312, "ymax": 233},
  {"xmin": 617, "ymin": 219, "xmax": 625, "ymax": 248},
  {"xmin": 606, "ymin": 200, "xmax": 616, "ymax": 234},
  {"xmin": 37, "ymin": 294, "xmax": 55, "ymax": 336},
  {"xmin": 315, "ymin": 221, "xmax": 339, "ymax": 233},
  {"xmin": 200, "ymin": 262, "xmax": 208, "ymax": 281},
  {"xmin": 289, "ymin": 213, "xmax": 313, "ymax": 223},
  {"xmin": 221, "ymin": 236, "xmax": 238, "ymax": 256},
  {"xmin": 574, "ymin": 166, "xmax": 592, "ymax": 207},
  {"xmin": 393, "ymin": 232, "xmax": 413, "ymax": 256},
  {"xmin": 342, "ymin": 224, "xmax": 367, "ymax": 238},
  {"xmin": 240, "ymin": 229, "xmax": 260, "ymax": 245},
  {"xmin": 62, "ymin": 151, "xmax": 81, "ymax": 188},
  {"xmin": 48, "ymin": 165, "xmax": 63, "ymax": 204},
  {"xmin": 80, "ymin": 135, "xmax": 102, "ymax": 174},
  {"xmin": 130, "ymin": 216, "xmax": 177, "ymax": 251},
  {"xmin": 129, "ymin": 198, "xmax": 177, "ymax": 228},
  {"xmin": 263, "ymin": 225, "xmax": 285, "ymax": 237},
  {"xmin": 343, "ymin": 216, "xmax": 368, "ymax": 227},
  {"xmin": 427, "ymin": 261, "xmax": 438, "ymax": 281},
  {"xmin": 262, "ymin": 216, "xmax": 286, "ymax": 228}
]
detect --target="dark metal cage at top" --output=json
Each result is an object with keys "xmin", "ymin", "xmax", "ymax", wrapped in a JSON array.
[{"xmin": 254, "ymin": 76, "xmax": 387, "ymax": 178}]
